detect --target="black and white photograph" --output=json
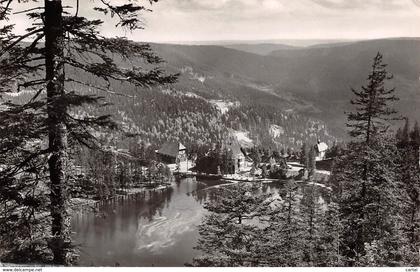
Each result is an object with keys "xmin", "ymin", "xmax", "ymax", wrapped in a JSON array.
[{"xmin": 0, "ymin": 0, "xmax": 420, "ymax": 269}]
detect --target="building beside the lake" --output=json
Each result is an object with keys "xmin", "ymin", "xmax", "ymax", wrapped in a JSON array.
[
  {"xmin": 157, "ymin": 141, "xmax": 187, "ymax": 165},
  {"xmin": 225, "ymin": 133, "xmax": 250, "ymax": 173},
  {"xmin": 314, "ymin": 141, "xmax": 328, "ymax": 161}
]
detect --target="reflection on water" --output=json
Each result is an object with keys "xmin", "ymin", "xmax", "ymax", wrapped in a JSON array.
[
  {"xmin": 72, "ymin": 179, "xmax": 208, "ymax": 267},
  {"xmin": 135, "ymin": 199, "xmax": 203, "ymax": 253},
  {"xmin": 72, "ymin": 179, "xmax": 328, "ymax": 267}
]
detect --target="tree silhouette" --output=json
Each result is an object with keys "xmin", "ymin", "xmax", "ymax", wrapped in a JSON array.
[
  {"xmin": 347, "ymin": 52, "xmax": 399, "ymax": 144},
  {"xmin": 0, "ymin": 0, "xmax": 176, "ymax": 264}
]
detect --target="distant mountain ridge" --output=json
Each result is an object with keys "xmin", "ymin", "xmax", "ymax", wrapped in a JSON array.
[
  {"xmin": 221, "ymin": 43, "xmax": 298, "ymax": 55},
  {"xmin": 6, "ymin": 38, "xmax": 419, "ymax": 151},
  {"xmin": 150, "ymin": 38, "xmax": 420, "ymax": 137},
  {"xmin": 166, "ymin": 39, "xmax": 355, "ymax": 47}
]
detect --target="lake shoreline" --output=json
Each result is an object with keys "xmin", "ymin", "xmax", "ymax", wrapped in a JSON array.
[{"xmin": 70, "ymin": 184, "xmax": 172, "ymax": 213}]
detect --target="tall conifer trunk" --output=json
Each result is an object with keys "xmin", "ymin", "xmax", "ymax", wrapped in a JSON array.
[
  {"xmin": 2, "ymin": 0, "xmax": 175, "ymax": 265},
  {"xmin": 44, "ymin": 0, "xmax": 69, "ymax": 264}
]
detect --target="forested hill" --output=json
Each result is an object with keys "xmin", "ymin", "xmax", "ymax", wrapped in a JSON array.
[
  {"xmin": 8, "ymin": 38, "xmax": 419, "ymax": 153},
  {"xmin": 70, "ymin": 86, "xmax": 334, "ymax": 153},
  {"xmin": 268, "ymin": 38, "xmax": 420, "ymax": 129},
  {"xmin": 5, "ymin": 83, "xmax": 334, "ymax": 155},
  {"xmin": 150, "ymin": 38, "xmax": 420, "ymax": 137}
]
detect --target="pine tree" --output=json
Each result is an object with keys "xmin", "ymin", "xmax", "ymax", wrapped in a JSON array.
[
  {"xmin": 333, "ymin": 138, "xmax": 409, "ymax": 266},
  {"xmin": 316, "ymin": 202, "xmax": 343, "ymax": 266},
  {"xmin": 192, "ymin": 183, "xmax": 269, "ymax": 266},
  {"xmin": 395, "ymin": 120, "xmax": 420, "ymax": 265},
  {"xmin": 401, "ymin": 118, "xmax": 411, "ymax": 146},
  {"xmin": 264, "ymin": 180, "xmax": 305, "ymax": 266},
  {"xmin": 347, "ymin": 52, "xmax": 399, "ymax": 144},
  {"xmin": 1, "ymin": 0, "xmax": 176, "ymax": 264},
  {"xmin": 308, "ymin": 145, "xmax": 316, "ymax": 179},
  {"xmin": 395, "ymin": 127, "xmax": 403, "ymax": 143},
  {"xmin": 396, "ymin": 146, "xmax": 420, "ymax": 266},
  {"xmin": 300, "ymin": 183, "xmax": 322, "ymax": 265},
  {"xmin": 0, "ymin": 121, "xmax": 52, "ymax": 263},
  {"xmin": 299, "ymin": 143, "xmax": 307, "ymax": 165},
  {"xmin": 332, "ymin": 53, "xmax": 411, "ymax": 266},
  {"xmin": 410, "ymin": 121, "xmax": 420, "ymax": 146},
  {"xmin": 249, "ymin": 147, "xmax": 261, "ymax": 166}
]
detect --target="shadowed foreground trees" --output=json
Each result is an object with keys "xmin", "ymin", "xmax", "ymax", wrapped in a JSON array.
[
  {"xmin": 332, "ymin": 137, "xmax": 413, "ymax": 265},
  {"xmin": 331, "ymin": 53, "xmax": 418, "ymax": 266},
  {"xmin": 192, "ymin": 183, "xmax": 269, "ymax": 266},
  {"xmin": 395, "ymin": 119, "xmax": 420, "ymax": 262},
  {"xmin": 192, "ymin": 181, "xmax": 342, "ymax": 267},
  {"xmin": 0, "ymin": 0, "xmax": 175, "ymax": 264}
]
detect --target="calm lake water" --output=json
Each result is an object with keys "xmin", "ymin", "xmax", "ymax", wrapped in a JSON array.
[
  {"xmin": 72, "ymin": 179, "xmax": 225, "ymax": 267},
  {"xmin": 72, "ymin": 179, "xmax": 326, "ymax": 267}
]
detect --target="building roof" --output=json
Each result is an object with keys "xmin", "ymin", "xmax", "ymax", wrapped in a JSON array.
[
  {"xmin": 157, "ymin": 142, "xmax": 186, "ymax": 158},
  {"xmin": 316, "ymin": 142, "xmax": 328, "ymax": 153},
  {"xmin": 226, "ymin": 136, "xmax": 245, "ymax": 158}
]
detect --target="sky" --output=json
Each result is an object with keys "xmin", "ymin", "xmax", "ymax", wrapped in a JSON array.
[{"xmin": 7, "ymin": 0, "xmax": 420, "ymax": 44}]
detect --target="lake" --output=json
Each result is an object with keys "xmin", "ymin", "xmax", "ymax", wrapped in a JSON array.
[
  {"xmin": 71, "ymin": 179, "xmax": 324, "ymax": 266},
  {"xmin": 72, "ymin": 178, "xmax": 225, "ymax": 267}
]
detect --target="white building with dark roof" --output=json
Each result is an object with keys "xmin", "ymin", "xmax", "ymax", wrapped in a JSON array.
[{"xmin": 315, "ymin": 141, "xmax": 328, "ymax": 161}]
